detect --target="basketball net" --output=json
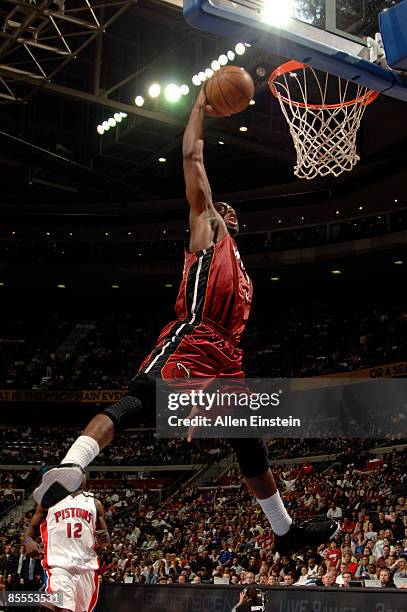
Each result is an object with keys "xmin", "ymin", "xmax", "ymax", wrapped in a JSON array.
[{"xmin": 269, "ymin": 61, "xmax": 379, "ymax": 180}]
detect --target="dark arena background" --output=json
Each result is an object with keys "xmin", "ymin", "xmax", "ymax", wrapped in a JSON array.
[{"xmin": 0, "ymin": 1, "xmax": 407, "ymax": 611}]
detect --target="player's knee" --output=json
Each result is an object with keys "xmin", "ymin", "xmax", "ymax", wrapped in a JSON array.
[
  {"xmin": 229, "ymin": 438, "xmax": 269, "ymax": 478},
  {"xmin": 102, "ymin": 395, "xmax": 143, "ymax": 433}
]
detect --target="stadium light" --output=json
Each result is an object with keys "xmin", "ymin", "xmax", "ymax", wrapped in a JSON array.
[
  {"xmin": 134, "ymin": 95, "xmax": 144, "ymax": 107},
  {"xmin": 192, "ymin": 74, "xmax": 201, "ymax": 86},
  {"xmin": 148, "ymin": 83, "xmax": 161, "ymax": 98},
  {"xmin": 394, "ymin": 260, "xmax": 404, "ymax": 265},
  {"xmin": 331, "ymin": 270, "xmax": 342, "ymax": 275},
  {"xmin": 180, "ymin": 84, "xmax": 190, "ymax": 96},
  {"xmin": 165, "ymin": 84, "xmax": 181, "ymax": 102},
  {"xmin": 239, "ymin": 126, "xmax": 248, "ymax": 132},
  {"xmin": 211, "ymin": 60, "xmax": 221, "ymax": 72},
  {"xmin": 108, "ymin": 117, "xmax": 116, "ymax": 128},
  {"xmin": 235, "ymin": 43, "xmax": 246, "ymax": 55},
  {"xmin": 218, "ymin": 54, "xmax": 228, "ymax": 65},
  {"xmin": 227, "ymin": 50, "xmax": 235, "ymax": 61},
  {"xmin": 102, "ymin": 121, "xmax": 109, "ymax": 131},
  {"xmin": 262, "ymin": 0, "xmax": 293, "ymax": 26},
  {"xmin": 114, "ymin": 113, "xmax": 122, "ymax": 123},
  {"xmin": 198, "ymin": 71, "xmax": 206, "ymax": 82},
  {"xmin": 97, "ymin": 125, "xmax": 104, "ymax": 135},
  {"xmin": 158, "ymin": 157, "xmax": 166, "ymax": 163}
]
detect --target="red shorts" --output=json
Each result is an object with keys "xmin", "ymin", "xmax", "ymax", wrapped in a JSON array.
[{"xmin": 138, "ymin": 318, "xmax": 244, "ymax": 380}]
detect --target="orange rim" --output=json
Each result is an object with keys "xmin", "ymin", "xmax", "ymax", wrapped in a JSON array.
[{"xmin": 268, "ymin": 60, "xmax": 379, "ymax": 110}]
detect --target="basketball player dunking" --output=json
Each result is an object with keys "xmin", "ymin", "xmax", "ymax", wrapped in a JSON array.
[
  {"xmin": 25, "ymin": 473, "xmax": 108, "ymax": 612},
  {"xmin": 33, "ymin": 89, "xmax": 338, "ymax": 554}
]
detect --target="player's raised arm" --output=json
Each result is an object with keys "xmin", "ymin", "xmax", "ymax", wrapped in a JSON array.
[
  {"xmin": 182, "ymin": 89, "xmax": 214, "ymax": 216},
  {"xmin": 94, "ymin": 498, "xmax": 110, "ymax": 547},
  {"xmin": 24, "ymin": 506, "xmax": 46, "ymax": 558}
]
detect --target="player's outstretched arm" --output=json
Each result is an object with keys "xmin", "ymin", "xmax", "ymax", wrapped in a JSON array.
[
  {"xmin": 24, "ymin": 506, "xmax": 46, "ymax": 558},
  {"xmin": 183, "ymin": 90, "xmax": 226, "ymax": 251},
  {"xmin": 94, "ymin": 498, "xmax": 110, "ymax": 548}
]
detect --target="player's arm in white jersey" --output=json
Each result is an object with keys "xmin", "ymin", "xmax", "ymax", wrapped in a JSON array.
[
  {"xmin": 24, "ymin": 505, "xmax": 47, "ymax": 558},
  {"xmin": 94, "ymin": 498, "xmax": 110, "ymax": 548}
]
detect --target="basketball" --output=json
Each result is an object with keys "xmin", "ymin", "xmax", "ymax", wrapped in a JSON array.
[{"xmin": 205, "ymin": 66, "xmax": 254, "ymax": 115}]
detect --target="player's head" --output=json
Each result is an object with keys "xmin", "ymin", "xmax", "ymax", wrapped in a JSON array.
[{"xmin": 214, "ymin": 202, "xmax": 239, "ymax": 236}]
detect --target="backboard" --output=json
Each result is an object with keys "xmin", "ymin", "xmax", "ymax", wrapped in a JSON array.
[{"xmin": 183, "ymin": 0, "xmax": 407, "ymax": 101}]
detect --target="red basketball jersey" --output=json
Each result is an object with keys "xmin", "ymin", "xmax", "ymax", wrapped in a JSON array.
[{"xmin": 174, "ymin": 233, "xmax": 253, "ymax": 344}]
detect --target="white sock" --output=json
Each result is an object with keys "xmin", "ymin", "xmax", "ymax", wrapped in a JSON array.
[
  {"xmin": 257, "ymin": 491, "xmax": 292, "ymax": 536},
  {"xmin": 61, "ymin": 435, "xmax": 100, "ymax": 469}
]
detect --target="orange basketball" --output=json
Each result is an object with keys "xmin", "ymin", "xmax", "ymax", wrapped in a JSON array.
[{"xmin": 205, "ymin": 66, "xmax": 254, "ymax": 115}]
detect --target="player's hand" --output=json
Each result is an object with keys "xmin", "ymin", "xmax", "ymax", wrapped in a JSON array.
[
  {"xmin": 195, "ymin": 88, "xmax": 226, "ymax": 117},
  {"xmin": 95, "ymin": 529, "xmax": 110, "ymax": 547},
  {"xmin": 25, "ymin": 540, "xmax": 43, "ymax": 558},
  {"xmin": 239, "ymin": 591, "xmax": 247, "ymax": 603}
]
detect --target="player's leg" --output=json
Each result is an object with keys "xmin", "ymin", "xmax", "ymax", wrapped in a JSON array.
[
  {"xmin": 229, "ymin": 438, "xmax": 339, "ymax": 554},
  {"xmin": 33, "ymin": 376, "xmax": 154, "ymax": 508},
  {"xmin": 75, "ymin": 570, "xmax": 99, "ymax": 612}
]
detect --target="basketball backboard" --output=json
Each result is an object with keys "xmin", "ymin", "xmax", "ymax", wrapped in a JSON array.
[{"xmin": 183, "ymin": 0, "xmax": 407, "ymax": 101}]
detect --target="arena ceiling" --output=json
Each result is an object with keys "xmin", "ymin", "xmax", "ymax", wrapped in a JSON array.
[{"xmin": 0, "ymin": 0, "xmax": 406, "ymax": 223}]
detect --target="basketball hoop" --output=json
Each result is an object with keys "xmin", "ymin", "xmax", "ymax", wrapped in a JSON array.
[{"xmin": 268, "ymin": 61, "xmax": 379, "ymax": 180}]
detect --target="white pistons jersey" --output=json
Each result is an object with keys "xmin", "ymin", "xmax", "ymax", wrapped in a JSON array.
[{"xmin": 40, "ymin": 492, "xmax": 98, "ymax": 572}]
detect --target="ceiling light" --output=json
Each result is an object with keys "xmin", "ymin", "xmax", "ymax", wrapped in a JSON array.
[
  {"xmin": 108, "ymin": 117, "xmax": 116, "ymax": 128},
  {"xmin": 102, "ymin": 120, "xmax": 109, "ymax": 131},
  {"xmin": 57, "ymin": 284, "xmax": 66, "ymax": 289},
  {"xmin": 394, "ymin": 199, "xmax": 398, "ymax": 203},
  {"xmin": 164, "ymin": 284, "xmax": 173, "ymax": 288},
  {"xmin": 336, "ymin": 210, "xmax": 340, "ymax": 215},
  {"xmin": 134, "ymin": 95, "xmax": 144, "ymax": 107},
  {"xmin": 11, "ymin": 231, "xmax": 15, "ymax": 235},
  {"xmin": 331, "ymin": 270, "xmax": 342, "ymax": 275},
  {"xmin": 227, "ymin": 50, "xmax": 235, "ymax": 61},
  {"xmin": 114, "ymin": 112, "xmax": 122, "ymax": 122},
  {"xmin": 198, "ymin": 71, "xmax": 206, "ymax": 82},
  {"xmin": 158, "ymin": 157, "xmax": 166, "ymax": 163},
  {"xmin": 359, "ymin": 205, "xmax": 363, "ymax": 210},
  {"xmin": 235, "ymin": 43, "xmax": 246, "ymax": 55},
  {"xmin": 0, "ymin": 282, "xmax": 4, "ymax": 287},
  {"xmin": 218, "ymin": 141, "xmax": 224, "ymax": 145},
  {"xmin": 205, "ymin": 68, "xmax": 214, "ymax": 79},
  {"xmin": 270, "ymin": 277, "xmax": 279, "ymax": 281},
  {"xmin": 239, "ymin": 126, "xmax": 248, "ymax": 132},
  {"xmin": 180, "ymin": 84, "xmax": 189, "ymax": 96},
  {"xmin": 148, "ymin": 83, "xmax": 161, "ymax": 98},
  {"xmin": 249, "ymin": 100, "xmax": 255, "ymax": 105},
  {"xmin": 165, "ymin": 84, "xmax": 181, "ymax": 102},
  {"xmin": 278, "ymin": 219, "xmax": 282, "ymax": 223},
  {"xmin": 97, "ymin": 125, "xmax": 104, "ymax": 135},
  {"xmin": 218, "ymin": 54, "xmax": 228, "ymax": 65},
  {"xmin": 111, "ymin": 284, "xmax": 120, "ymax": 289},
  {"xmin": 192, "ymin": 74, "xmax": 201, "ymax": 86},
  {"xmin": 46, "ymin": 232, "xmax": 50, "ymax": 236},
  {"xmin": 262, "ymin": 0, "xmax": 293, "ymax": 25},
  {"xmin": 394, "ymin": 260, "xmax": 404, "ymax": 265},
  {"xmin": 105, "ymin": 232, "xmax": 109, "ymax": 236},
  {"xmin": 128, "ymin": 232, "xmax": 132, "ymax": 236},
  {"xmin": 211, "ymin": 60, "xmax": 221, "ymax": 71},
  {"xmin": 301, "ymin": 216, "xmax": 304, "ymax": 220},
  {"xmin": 120, "ymin": 112, "xmax": 127, "ymax": 118}
]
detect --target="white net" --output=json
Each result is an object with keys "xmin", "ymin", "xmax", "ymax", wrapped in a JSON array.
[{"xmin": 269, "ymin": 62, "xmax": 379, "ymax": 180}]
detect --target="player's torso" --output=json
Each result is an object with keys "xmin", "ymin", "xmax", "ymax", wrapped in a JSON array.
[
  {"xmin": 174, "ymin": 233, "xmax": 253, "ymax": 342},
  {"xmin": 41, "ymin": 492, "xmax": 98, "ymax": 572}
]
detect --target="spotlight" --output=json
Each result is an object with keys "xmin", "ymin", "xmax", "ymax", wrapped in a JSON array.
[
  {"xmin": 227, "ymin": 50, "xmax": 235, "ymax": 61},
  {"xmin": 262, "ymin": 0, "xmax": 293, "ymax": 26},
  {"xmin": 180, "ymin": 84, "xmax": 189, "ymax": 96},
  {"xmin": 97, "ymin": 125, "xmax": 104, "ymax": 135},
  {"xmin": 205, "ymin": 68, "xmax": 214, "ymax": 79},
  {"xmin": 164, "ymin": 84, "xmax": 181, "ymax": 102},
  {"xmin": 218, "ymin": 141, "xmax": 224, "ymax": 145},
  {"xmin": 114, "ymin": 112, "xmax": 122, "ymax": 122},
  {"xmin": 108, "ymin": 117, "xmax": 116, "ymax": 128},
  {"xmin": 134, "ymin": 95, "xmax": 144, "ymax": 107},
  {"xmin": 148, "ymin": 83, "xmax": 161, "ymax": 98},
  {"xmin": 158, "ymin": 157, "xmax": 166, "ymax": 163},
  {"xmin": 192, "ymin": 75, "xmax": 201, "ymax": 86},
  {"xmin": 120, "ymin": 112, "xmax": 127, "ymax": 118},
  {"xmin": 235, "ymin": 43, "xmax": 246, "ymax": 55},
  {"xmin": 211, "ymin": 60, "xmax": 221, "ymax": 71},
  {"xmin": 331, "ymin": 270, "xmax": 342, "ymax": 275},
  {"xmin": 102, "ymin": 120, "xmax": 109, "ymax": 131},
  {"xmin": 218, "ymin": 54, "xmax": 228, "ymax": 65},
  {"xmin": 270, "ymin": 277, "xmax": 280, "ymax": 281},
  {"xmin": 394, "ymin": 260, "xmax": 404, "ymax": 265},
  {"xmin": 198, "ymin": 71, "xmax": 206, "ymax": 82},
  {"xmin": 239, "ymin": 126, "xmax": 248, "ymax": 132},
  {"xmin": 249, "ymin": 100, "xmax": 255, "ymax": 105}
]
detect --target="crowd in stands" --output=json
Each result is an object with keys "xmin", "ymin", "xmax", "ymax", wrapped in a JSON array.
[
  {"xmin": 0, "ymin": 442, "xmax": 405, "ymax": 591},
  {"xmin": 0, "ymin": 426, "xmax": 229, "ymax": 466},
  {"xmin": 1, "ymin": 296, "xmax": 406, "ymax": 389}
]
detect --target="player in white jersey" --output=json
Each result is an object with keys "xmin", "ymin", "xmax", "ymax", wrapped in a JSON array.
[{"xmin": 24, "ymin": 475, "xmax": 109, "ymax": 612}]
